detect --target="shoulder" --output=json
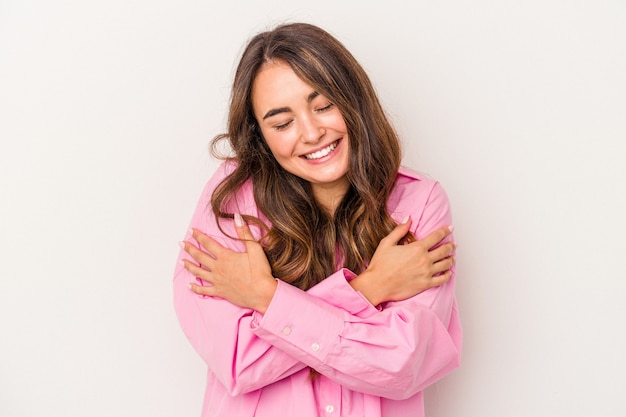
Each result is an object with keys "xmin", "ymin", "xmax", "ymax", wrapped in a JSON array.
[
  {"xmin": 201, "ymin": 159, "xmax": 244, "ymax": 192},
  {"xmin": 389, "ymin": 165, "xmax": 442, "ymax": 205},
  {"xmin": 191, "ymin": 160, "xmax": 262, "ymax": 245},
  {"xmin": 210, "ymin": 159, "xmax": 239, "ymax": 183},
  {"xmin": 206, "ymin": 159, "xmax": 261, "ymax": 216},
  {"xmin": 198, "ymin": 160, "xmax": 255, "ymax": 209},
  {"xmin": 395, "ymin": 165, "xmax": 438, "ymax": 186},
  {"xmin": 387, "ymin": 166, "xmax": 451, "ymax": 228}
]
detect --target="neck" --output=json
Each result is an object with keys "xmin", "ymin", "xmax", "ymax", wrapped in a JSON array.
[{"xmin": 311, "ymin": 179, "xmax": 350, "ymax": 216}]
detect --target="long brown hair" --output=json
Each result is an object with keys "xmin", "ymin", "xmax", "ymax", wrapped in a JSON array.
[{"xmin": 211, "ymin": 22, "xmax": 411, "ymax": 291}]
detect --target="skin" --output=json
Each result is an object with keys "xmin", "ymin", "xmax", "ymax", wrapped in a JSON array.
[
  {"xmin": 182, "ymin": 214, "xmax": 278, "ymax": 314},
  {"xmin": 251, "ymin": 61, "xmax": 351, "ymax": 212},
  {"xmin": 180, "ymin": 62, "xmax": 456, "ymax": 312},
  {"xmin": 181, "ymin": 218, "xmax": 455, "ymax": 312}
]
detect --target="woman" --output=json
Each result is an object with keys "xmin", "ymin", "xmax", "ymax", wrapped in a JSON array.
[{"xmin": 174, "ymin": 22, "xmax": 461, "ymax": 417}]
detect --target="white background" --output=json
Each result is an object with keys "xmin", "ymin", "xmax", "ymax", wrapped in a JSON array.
[{"xmin": 1, "ymin": 1, "xmax": 625, "ymax": 416}]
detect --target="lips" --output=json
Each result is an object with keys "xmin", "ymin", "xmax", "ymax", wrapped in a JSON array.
[{"xmin": 303, "ymin": 140, "xmax": 339, "ymax": 160}]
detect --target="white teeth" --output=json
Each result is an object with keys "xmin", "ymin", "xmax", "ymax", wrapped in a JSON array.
[{"xmin": 304, "ymin": 141, "xmax": 338, "ymax": 160}]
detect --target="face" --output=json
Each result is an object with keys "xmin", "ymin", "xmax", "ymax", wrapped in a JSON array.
[{"xmin": 251, "ymin": 61, "xmax": 350, "ymax": 201}]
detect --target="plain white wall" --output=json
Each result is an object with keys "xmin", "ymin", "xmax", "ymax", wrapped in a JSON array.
[{"xmin": 1, "ymin": 1, "xmax": 625, "ymax": 416}]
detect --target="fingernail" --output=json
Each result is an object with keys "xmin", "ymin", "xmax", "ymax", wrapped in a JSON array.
[
  {"xmin": 234, "ymin": 213, "xmax": 244, "ymax": 227},
  {"xmin": 178, "ymin": 241, "xmax": 185, "ymax": 249},
  {"xmin": 178, "ymin": 259, "xmax": 185, "ymax": 267},
  {"xmin": 448, "ymin": 225, "xmax": 455, "ymax": 233},
  {"xmin": 188, "ymin": 228, "xmax": 194, "ymax": 237},
  {"xmin": 401, "ymin": 215, "xmax": 410, "ymax": 224}
]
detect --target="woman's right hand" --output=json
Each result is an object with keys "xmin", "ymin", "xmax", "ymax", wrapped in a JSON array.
[{"xmin": 349, "ymin": 217, "xmax": 456, "ymax": 306}]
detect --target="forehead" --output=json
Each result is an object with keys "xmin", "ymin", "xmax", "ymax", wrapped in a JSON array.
[{"xmin": 251, "ymin": 62, "xmax": 317, "ymax": 110}]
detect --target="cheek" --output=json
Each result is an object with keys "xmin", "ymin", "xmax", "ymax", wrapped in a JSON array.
[
  {"xmin": 260, "ymin": 131, "xmax": 292, "ymax": 163},
  {"xmin": 328, "ymin": 109, "xmax": 348, "ymax": 131}
]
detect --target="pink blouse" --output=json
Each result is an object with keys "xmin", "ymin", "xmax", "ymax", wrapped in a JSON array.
[{"xmin": 173, "ymin": 161, "xmax": 462, "ymax": 417}]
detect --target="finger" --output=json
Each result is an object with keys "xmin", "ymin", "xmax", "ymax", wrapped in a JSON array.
[
  {"xmin": 429, "ymin": 269, "xmax": 452, "ymax": 287},
  {"xmin": 180, "ymin": 259, "xmax": 212, "ymax": 281},
  {"xmin": 180, "ymin": 240, "xmax": 216, "ymax": 268},
  {"xmin": 234, "ymin": 213, "xmax": 262, "ymax": 254},
  {"xmin": 379, "ymin": 216, "xmax": 412, "ymax": 247},
  {"xmin": 190, "ymin": 228, "xmax": 227, "ymax": 258},
  {"xmin": 189, "ymin": 282, "xmax": 218, "ymax": 298},
  {"xmin": 431, "ymin": 256, "xmax": 455, "ymax": 275},
  {"xmin": 419, "ymin": 225, "xmax": 454, "ymax": 251},
  {"xmin": 234, "ymin": 213, "xmax": 254, "ymax": 240},
  {"xmin": 427, "ymin": 241, "xmax": 457, "ymax": 262}
]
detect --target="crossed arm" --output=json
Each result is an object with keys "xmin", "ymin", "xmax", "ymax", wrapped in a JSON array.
[
  {"xmin": 173, "ymin": 169, "xmax": 461, "ymax": 398},
  {"xmin": 180, "ymin": 214, "xmax": 455, "ymax": 311}
]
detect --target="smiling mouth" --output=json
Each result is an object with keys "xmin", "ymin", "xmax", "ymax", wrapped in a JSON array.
[{"xmin": 303, "ymin": 140, "xmax": 339, "ymax": 160}]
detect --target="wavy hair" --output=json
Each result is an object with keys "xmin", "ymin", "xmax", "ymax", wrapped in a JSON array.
[{"xmin": 210, "ymin": 22, "xmax": 412, "ymax": 291}]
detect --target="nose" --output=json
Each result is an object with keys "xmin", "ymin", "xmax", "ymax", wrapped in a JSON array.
[{"xmin": 299, "ymin": 115, "xmax": 324, "ymax": 144}]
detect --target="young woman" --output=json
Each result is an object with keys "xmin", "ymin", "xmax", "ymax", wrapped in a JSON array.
[{"xmin": 174, "ymin": 22, "xmax": 461, "ymax": 417}]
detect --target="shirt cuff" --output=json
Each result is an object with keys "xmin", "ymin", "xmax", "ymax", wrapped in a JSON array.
[
  {"xmin": 306, "ymin": 268, "xmax": 380, "ymax": 318},
  {"xmin": 250, "ymin": 280, "xmax": 345, "ymax": 365}
]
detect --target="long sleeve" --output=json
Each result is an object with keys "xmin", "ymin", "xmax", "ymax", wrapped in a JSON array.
[
  {"xmin": 174, "ymin": 163, "xmax": 461, "ymax": 402},
  {"xmin": 249, "ymin": 177, "xmax": 462, "ymax": 400},
  {"xmin": 173, "ymin": 162, "xmax": 381, "ymax": 395},
  {"xmin": 174, "ymin": 163, "xmax": 299, "ymax": 395}
]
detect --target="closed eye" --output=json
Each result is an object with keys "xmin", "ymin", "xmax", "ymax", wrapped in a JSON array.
[
  {"xmin": 274, "ymin": 120, "xmax": 293, "ymax": 131},
  {"xmin": 316, "ymin": 103, "xmax": 334, "ymax": 112}
]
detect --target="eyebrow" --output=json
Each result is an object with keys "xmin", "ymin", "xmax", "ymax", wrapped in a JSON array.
[{"xmin": 261, "ymin": 91, "xmax": 320, "ymax": 120}]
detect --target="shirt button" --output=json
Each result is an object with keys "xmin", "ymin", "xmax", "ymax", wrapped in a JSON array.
[
  {"xmin": 325, "ymin": 405, "xmax": 334, "ymax": 413},
  {"xmin": 282, "ymin": 326, "xmax": 292, "ymax": 335},
  {"xmin": 311, "ymin": 343, "xmax": 320, "ymax": 352}
]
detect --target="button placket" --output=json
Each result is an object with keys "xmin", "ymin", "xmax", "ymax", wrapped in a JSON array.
[{"xmin": 315, "ymin": 371, "xmax": 341, "ymax": 416}]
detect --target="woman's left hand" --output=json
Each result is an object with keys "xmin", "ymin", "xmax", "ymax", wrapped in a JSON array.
[{"xmin": 180, "ymin": 214, "xmax": 277, "ymax": 313}]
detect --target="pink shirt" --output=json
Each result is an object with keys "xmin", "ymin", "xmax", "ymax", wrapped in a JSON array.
[{"xmin": 173, "ymin": 161, "xmax": 462, "ymax": 417}]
